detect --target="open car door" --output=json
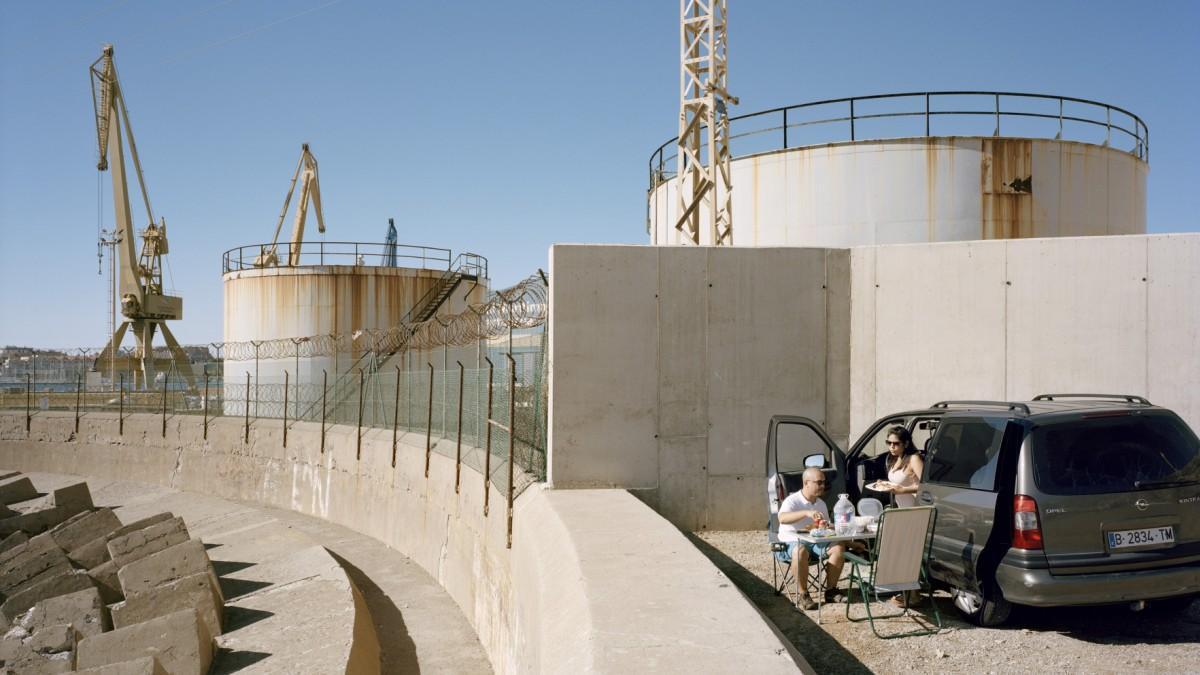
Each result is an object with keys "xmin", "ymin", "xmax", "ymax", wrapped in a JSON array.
[{"xmin": 765, "ymin": 415, "xmax": 847, "ymax": 515}]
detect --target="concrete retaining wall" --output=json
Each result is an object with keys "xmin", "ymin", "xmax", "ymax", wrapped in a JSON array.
[
  {"xmin": 548, "ymin": 245, "xmax": 851, "ymax": 530},
  {"xmin": 850, "ymin": 233, "xmax": 1200, "ymax": 435},
  {"xmin": 0, "ymin": 412, "xmax": 805, "ymax": 674},
  {"xmin": 549, "ymin": 234, "xmax": 1199, "ymax": 530}
]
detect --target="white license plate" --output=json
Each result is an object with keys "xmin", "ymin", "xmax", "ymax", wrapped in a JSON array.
[{"xmin": 1107, "ymin": 526, "xmax": 1175, "ymax": 549}]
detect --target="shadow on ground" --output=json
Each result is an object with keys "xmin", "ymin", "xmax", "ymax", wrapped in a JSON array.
[
  {"xmin": 329, "ymin": 550, "xmax": 421, "ymax": 674},
  {"xmin": 687, "ymin": 533, "xmax": 872, "ymax": 674}
]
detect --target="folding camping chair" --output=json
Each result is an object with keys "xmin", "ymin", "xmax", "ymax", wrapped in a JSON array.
[{"xmin": 843, "ymin": 505, "xmax": 942, "ymax": 639}]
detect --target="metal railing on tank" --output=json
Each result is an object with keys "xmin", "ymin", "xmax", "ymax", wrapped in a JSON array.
[
  {"xmin": 648, "ymin": 91, "xmax": 1149, "ymax": 190},
  {"xmin": 221, "ymin": 241, "xmax": 458, "ymax": 274}
]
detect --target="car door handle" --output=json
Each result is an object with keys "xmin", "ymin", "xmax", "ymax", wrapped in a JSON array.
[{"xmin": 917, "ymin": 492, "xmax": 934, "ymax": 505}]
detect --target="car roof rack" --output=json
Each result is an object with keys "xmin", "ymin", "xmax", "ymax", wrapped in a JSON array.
[
  {"xmin": 931, "ymin": 400, "xmax": 1031, "ymax": 415},
  {"xmin": 1032, "ymin": 393, "xmax": 1152, "ymax": 405}
]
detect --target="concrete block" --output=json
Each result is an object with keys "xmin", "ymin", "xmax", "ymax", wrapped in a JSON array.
[
  {"xmin": 0, "ymin": 533, "xmax": 71, "ymax": 595},
  {"xmin": 0, "ymin": 641, "xmax": 74, "ymax": 673},
  {"xmin": 0, "ymin": 529, "xmax": 53, "ymax": 565},
  {"xmin": 0, "ymin": 569, "xmax": 94, "ymax": 622},
  {"xmin": 118, "ymin": 540, "xmax": 222, "ymax": 605},
  {"xmin": 0, "ymin": 530, "xmax": 27, "ymax": 556},
  {"xmin": 87, "ymin": 561, "xmax": 121, "ymax": 605},
  {"xmin": 0, "ymin": 470, "xmax": 20, "ymax": 481},
  {"xmin": 28, "ymin": 622, "xmax": 74, "ymax": 654},
  {"xmin": 106, "ymin": 517, "xmax": 189, "ymax": 569},
  {"xmin": 75, "ymin": 608, "xmax": 212, "ymax": 675},
  {"xmin": 0, "ymin": 476, "xmax": 37, "ymax": 504},
  {"xmin": 50, "ymin": 508, "xmax": 121, "ymax": 553},
  {"xmin": 25, "ymin": 587, "xmax": 108, "ymax": 639},
  {"xmin": 76, "ymin": 655, "xmax": 167, "ymax": 675},
  {"xmin": 68, "ymin": 513, "xmax": 176, "ymax": 571},
  {"xmin": 48, "ymin": 482, "xmax": 94, "ymax": 521},
  {"xmin": 111, "ymin": 572, "xmax": 221, "ymax": 638}
]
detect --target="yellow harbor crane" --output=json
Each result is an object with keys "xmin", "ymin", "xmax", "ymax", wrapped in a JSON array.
[
  {"xmin": 89, "ymin": 45, "xmax": 195, "ymax": 390},
  {"xmin": 254, "ymin": 143, "xmax": 326, "ymax": 267}
]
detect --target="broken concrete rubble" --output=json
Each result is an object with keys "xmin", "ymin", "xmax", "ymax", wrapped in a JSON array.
[
  {"xmin": 110, "ymin": 572, "xmax": 221, "ymax": 639},
  {"xmin": 106, "ymin": 517, "xmax": 189, "ymax": 570},
  {"xmin": 75, "ymin": 608, "xmax": 213, "ymax": 675}
]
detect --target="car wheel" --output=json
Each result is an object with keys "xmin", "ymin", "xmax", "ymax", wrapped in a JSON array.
[
  {"xmin": 1150, "ymin": 595, "xmax": 1196, "ymax": 613},
  {"xmin": 952, "ymin": 586, "xmax": 1012, "ymax": 627}
]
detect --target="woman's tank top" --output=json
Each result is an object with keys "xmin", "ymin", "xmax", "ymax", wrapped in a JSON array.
[{"xmin": 888, "ymin": 457, "xmax": 918, "ymax": 508}]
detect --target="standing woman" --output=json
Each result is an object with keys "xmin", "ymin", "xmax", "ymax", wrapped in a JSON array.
[{"xmin": 881, "ymin": 426, "xmax": 923, "ymax": 507}]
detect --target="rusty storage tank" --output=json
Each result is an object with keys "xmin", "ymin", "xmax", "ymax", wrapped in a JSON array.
[
  {"xmin": 647, "ymin": 92, "xmax": 1148, "ymax": 246},
  {"xmin": 220, "ymin": 242, "xmax": 488, "ymax": 407}
]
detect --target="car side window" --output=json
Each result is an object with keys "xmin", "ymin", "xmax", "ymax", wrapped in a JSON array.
[{"xmin": 924, "ymin": 417, "xmax": 1008, "ymax": 490}]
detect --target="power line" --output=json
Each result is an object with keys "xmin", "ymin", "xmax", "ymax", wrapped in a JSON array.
[{"xmin": 160, "ymin": 0, "xmax": 345, "ymax": 67}]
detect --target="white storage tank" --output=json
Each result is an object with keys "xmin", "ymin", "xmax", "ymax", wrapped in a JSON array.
[{"xmin": 648, "ymin": 92, "xmax": 1148, "ymax": 246}]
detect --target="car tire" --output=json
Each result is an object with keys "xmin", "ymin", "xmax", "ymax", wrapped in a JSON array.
[{"xmin": 952, "ymin": 586, "xmax": 1012, "ymax": 627}]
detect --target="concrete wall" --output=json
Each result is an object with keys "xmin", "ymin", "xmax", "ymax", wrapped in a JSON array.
[
  {"xmin": 0, "ymin": 413, "xmax": 804, "ymax": 674},
  {"xmin": 548, "ymin": 245, "xmax": 851, "ymax": 530},
  {"xmin": 550, "ymin": 234, "xmax": 1198, "ymax": 530},
  {"xmin": 849, "ymin": 233, "xmax": 1200, "ymax": 437},
  {"xmin": 649, "ymin": 138, "xmax": 1147, "ymax": 246}
]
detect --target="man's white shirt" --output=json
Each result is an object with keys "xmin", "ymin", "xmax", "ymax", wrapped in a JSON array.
[{"xmin": 777, "ymin": 491, "xmax": 830, "ymax": 543}]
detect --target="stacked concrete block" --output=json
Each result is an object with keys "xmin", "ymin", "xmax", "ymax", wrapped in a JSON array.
[
  {"xmin": 0, "ymin": 473, "xmax": 220, "ymax": 674},
  {"xmin": 75, "ymin": 609, "xmax": 212, "ymax": 675}
]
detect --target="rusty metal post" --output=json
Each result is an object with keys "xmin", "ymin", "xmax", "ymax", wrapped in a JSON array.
[
  {"xmin": 424, "ymin": 362, "xmax": 434, "ymax": 478},
  {"xmin": 119, "ymin": 373, "xmax": 125, "ymax": 436},
  {"xmin": 356, "ymin": 369, "xmax": 364, "ymax": 461},
  {"xmin": 202, "ymin": 373, "xmax": 209, "ymax": 440},
  {"xmin": 505, "ymin": 353, "xmax": 517, "ymax": 549},
  {"xmin": 320, "ymin": 370, "xmax": 327, "ymax": 454},
  {"xmin": 782, "ymin": 107, "xmax": 788, "ymax": 149},
  {"xmin": 244, "ymin": 372, "xmax": 250, "ymax": 444},
  {"xmin": 455, "ymin": 360, "xmax": 464, "ymax": 494},
  {"xmin": 1105, "ymin": 106, "xmax": 1111, "ymax": 146},
  {"xmin": 483, "ymin": 357, "xmax": 494, "ymax": 516},
  {"xmin": 283, "ymin": 370, "xmax": 289, "ymax": 448},
  {"xmin": 160, "ymin": 370, "xmax": 169, "ymax": 438},
  {"xmin": 74, "ymin": 373, "xmax": 82, "ymax": 435},
  {"xmin": 391, "ymin": 365, "xmax": 400, "ymax": 467},
  {"xmin": 994, "ymin": 93, "xmax": 1000, "ymax": 136},
  {"xmin": 25, "ymin": 373, "xmax": 31, "ymax": 435}
]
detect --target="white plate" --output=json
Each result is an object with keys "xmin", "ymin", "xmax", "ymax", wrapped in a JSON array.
[{"xmin": 866, "ymin": 481, "xmax": 891, "ymax": 491}]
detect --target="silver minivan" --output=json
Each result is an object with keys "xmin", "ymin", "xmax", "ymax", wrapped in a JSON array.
[{"xmin": 766, "ymin": 394, "xmax": 1200, "ymax": 626}]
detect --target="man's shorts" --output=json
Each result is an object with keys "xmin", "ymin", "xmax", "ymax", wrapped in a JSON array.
[{"xmin": 774, "ymin": 540, "xmax": 830, "ymax": 563}]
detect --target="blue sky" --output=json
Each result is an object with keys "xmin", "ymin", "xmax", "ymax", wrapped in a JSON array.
[{"xmin": 1, "ymin": 0, "xmax": 1197, "ymax": 346}]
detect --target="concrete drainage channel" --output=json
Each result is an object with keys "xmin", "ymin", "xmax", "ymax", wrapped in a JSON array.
[{"xmin": 0, "ymin": 470, "xmax": 396, "ymax": 674}]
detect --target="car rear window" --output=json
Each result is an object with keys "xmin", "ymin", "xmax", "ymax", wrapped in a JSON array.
[{"xmin": 1031, "ymin": 413, "xmax": 1200, "ymax": 495}]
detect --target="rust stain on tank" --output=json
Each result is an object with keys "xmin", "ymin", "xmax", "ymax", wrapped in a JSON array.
[
  {"xmin": 925, "ymin": 139, "xmax": 938, "ymax": 241},
  {"xmin": 981, "ymin": 138, "xmax": 1033, "ymax": 239}
]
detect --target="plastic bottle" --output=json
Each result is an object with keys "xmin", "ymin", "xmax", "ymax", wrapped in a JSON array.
[{"xmin": 833, "ymin": 493, "xmax": 856, "ymax": 536}]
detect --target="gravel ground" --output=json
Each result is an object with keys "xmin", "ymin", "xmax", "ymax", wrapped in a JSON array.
[{"xmin": 693, "ymin": 531, "xmax": 1200, "ymax": 674}]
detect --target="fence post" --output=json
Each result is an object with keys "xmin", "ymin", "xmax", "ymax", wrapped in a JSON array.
[
  {"xmin": 25, "ymin": 373, "xmax": 31, "ymax": 435},
  {"xmin": 119, "ymin": 373, "xmax": 125, "ymax": 436},
  {"xmin": 203, "ymin": 373, "xmax": 209, "ymax": 440},
  {"xmin": 283, "ymin": 370, "xmax": 289, "ymax": 448},
  {"xmin": 75, "ymin": 373, "xmax": 82, "ymax": 435},
  {"xmin": 392, "ymin": 365, "xmax": 400, "ymax": 467},
  {"xmin": 782, "ymin": 107, "xmax": 788, "ymax": 149},
  {"xmin": 244, "ymin": 372, "xmax": 250, "ymax": 444},
  {"xmin": 925, "ymin": 93, "xmax": 931, "ymax": 136},
  {"xmin": 425, "ymin": 362, "xmax": 434, "ymax": 478},
  {"xmin": 356, "ymin": 370, "xmax": 364, "ymax": 460},
  {"xmin": 483, "ymin": 357, "xmax": 494, "ymax": 516},
  {"xmin": 455, "ymin": 360, "xmax": 464, "ymax": 494},
  {"xmin": 505, "ymin": 353, "xmax": 517, "ymax": 549},
  {"xmin": 994, "ymin": 93, "xmax": 1000, "ymax": 136},
  {"xmin": 849, "ymin": 98, "xmax": 855, "ymax": 141},
  {"xmin": 160, "ymin": 369, "xmax": 169, "ymax": 438},
  {"xmin": 320, "ymin": 370, "xmax": 327, "ymax": 454}
]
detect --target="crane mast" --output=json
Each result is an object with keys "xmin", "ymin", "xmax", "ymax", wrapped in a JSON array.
[
  {"xmin": 254, "ymin": 143, "xmax": 326, "ymax": 267},
  {"xmin": 676, "ymin": 0, "xmax": 737, "ymax": 245},
  {"xmin": 89, "ymin": 45, "xmax": 194, "ymax": 390}
]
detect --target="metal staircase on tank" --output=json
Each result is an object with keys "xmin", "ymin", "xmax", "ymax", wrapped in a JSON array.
[{"xmin": 299, "ymin": 253, "xmax": 486, "ymax": 426}]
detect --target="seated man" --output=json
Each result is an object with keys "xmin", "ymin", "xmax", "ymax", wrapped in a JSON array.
[{"xmin": 777, "ymin": 467, "xmax": 847, "ymax": 610}]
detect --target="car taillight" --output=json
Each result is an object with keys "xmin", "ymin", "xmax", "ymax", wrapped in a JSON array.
[{"xmin": 1013, "ymin": 494, "xmax": 1043, "ymax": 550}]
